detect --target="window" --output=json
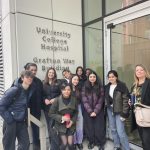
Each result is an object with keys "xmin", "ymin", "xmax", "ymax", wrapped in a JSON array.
[{"xmin": 84, "ymin": 21, "xmax": 103, "ymax": 80}]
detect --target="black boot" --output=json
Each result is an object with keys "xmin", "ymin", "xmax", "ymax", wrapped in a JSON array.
[
  {"xmin": 68, "ymin": 144, "xmax": 75, "ymax": 150},
  {"xmin": 77, "ymin": 143, "xmax": 83, "ymax": 150},
  {"xmin": 88, "ymin": 142, "xmax": 94, "ymax": 149},
  {"xmin": 73, "ymin": 144, "xmax": 77, "ymax": 150},
  {"xmin": 99, "ymin": 145, "xmax": 105, "ymax": 150}
]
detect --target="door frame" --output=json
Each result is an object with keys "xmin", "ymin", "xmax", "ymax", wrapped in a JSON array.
[{"xmin": 103, "ymin": 0, "xmax": 150, "ymax": 83}]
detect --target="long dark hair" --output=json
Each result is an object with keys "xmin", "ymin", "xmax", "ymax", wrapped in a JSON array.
[
  {"xmin": 43, "ymin": 67, "xmax": 57, "ymax": 85},
  {"xmin": 76, "ymin": 66, "xmax": 86, "ymax": 80},
  {"xmin": 84, "ymin": 71, "xmax": 102, "ymax": 97},
  {"xmin": 70, "ymin": 74, "xmax": 81, "ymax": 100},
  {"xmin": 107, "ymin": 70, "xmax": 119, "ymax": 83}
]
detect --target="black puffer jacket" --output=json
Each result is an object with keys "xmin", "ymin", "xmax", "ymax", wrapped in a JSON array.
[
  {"xmin": 105, "ymin": 80, "xmax": 130, "ymax": 118},
  {"xmin": 0, "ymin": 79, "xmax": 34, "ymax": 124}
]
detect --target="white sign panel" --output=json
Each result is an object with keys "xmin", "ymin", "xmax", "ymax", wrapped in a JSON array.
[
  {"xmin": 15, "ymin": 0, "xmax": 52, "ymax": 19},
  {"xmin": 16, "ymin": 13, "xmax": 83, "ymax": 79}
]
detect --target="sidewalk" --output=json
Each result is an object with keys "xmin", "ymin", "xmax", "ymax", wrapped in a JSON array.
[
  {"xmin": 0, "ymin": 115, "xmax": 143, "ymax": 150},
  {"xmin": 0, "ymin": 137, "xmax": 143, "ymax": 150}
]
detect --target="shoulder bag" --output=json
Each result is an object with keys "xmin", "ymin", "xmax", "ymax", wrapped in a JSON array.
[{"xmin": 134, "ymin": 103, "xmax": 150, "ymax": 127}]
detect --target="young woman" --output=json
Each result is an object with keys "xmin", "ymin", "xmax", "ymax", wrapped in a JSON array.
[
  {"xmin": 43, "ymin": 67, "xmax": 61, "ymax": 150},
  {"xmin": 76, "ymin": 66, "xmax": 86, "ymax": 87},
  {"xmin": 105, "ymin": 70, "xmax": 130, "ymax": 150},
  {"xmin": 70, "ymin": 74, "xmax": 83, "ymax": 150},
  {"xmin": 85, "ymin": 68, "xmax": 92, "ymax": 79},
  {"xmin": 82, "ymin": 71, "xmax": 105, "ymax": 150},
  {"xmin": 49, "ymin": 83, "xmax": 78, "ymax": 150},
  {"xmin": 130, "ymin": 64, "xmax": 150, "ymax": 150}
]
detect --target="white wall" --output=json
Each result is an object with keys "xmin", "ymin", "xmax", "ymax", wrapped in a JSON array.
[
  {"xmin": 15, "ymin": 0, "xmax": 52, "ymax": 19},
  {"xmin": 1, "ymin": 0, "xmax": 83, "ymax": 82},
  {"xmin": 1, "ymin": 0, "xmax": 11, "ymax": 20},
  {"xmin": 52, "ymin": 0, "xmax": 82, "ymax": 25},
  {"xmin": 15, "ymin": 13, "xmax": 82, "ymax": 79},
  {"xmin": 2, "ymin": 14, "xmax": 18, "ymax": 89}
]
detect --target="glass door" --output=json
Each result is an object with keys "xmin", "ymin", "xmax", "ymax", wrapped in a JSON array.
[
  {"xmin": 111, "ymin": 16, "xmax": 150, "ymax": 88},
  {"xmin": 104, "ymin": 0, "xmax": 150, "ymax": 148},
  {"xmin": 111, "ymin": 15, "xmax": 150, "ymax": 147}
]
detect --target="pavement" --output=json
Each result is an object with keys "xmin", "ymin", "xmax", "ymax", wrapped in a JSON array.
[
  {"xmin": 0, "ymin": 115, "xmax": 143, "ymax": 150},
  {"xmin": 0, "ymin": 135, "xmax": 143, "ymax": 150}
]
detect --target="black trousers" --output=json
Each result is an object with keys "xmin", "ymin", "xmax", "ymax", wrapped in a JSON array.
[
  {"xmin": 138, "ymin": 126, "xmax": 150, "ymax": 150},
  {"xmin": 83, "ymin": 110, "xmax": 106, "ymax": 146},
  {"xmin": 3, "ymin": 121, "xmax": 30, "ymax": 150},
  {"xmin": 30, "ymin": 113, "xmax": 40, "ymax": 147},
  {"xmin": 31, "ymin": 122, "xmax": 40, "ymax": 150}
]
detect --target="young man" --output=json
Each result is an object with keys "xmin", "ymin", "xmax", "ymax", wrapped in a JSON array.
[
  {"xmin": 62, "ymin": 69, "xmax": 72, "ymax": 83},
  {"xmin": 0, "ymin": 70, "xmax": 34, "ymax": 150}
]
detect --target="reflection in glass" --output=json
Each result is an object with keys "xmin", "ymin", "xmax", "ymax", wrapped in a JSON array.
[
  {"xmin": 106, "ymin": 0, "xmax": 142, "ymax": 14},
  {"xmin": 84, "ymin": 22, "xmax": 103, "ymax": 80},
  {"xmin": 83, "ymin": 0, "xmax": 102, "ymax": 23},
  {"xmin": 111, "ymin": 15, "xmax": 150, "ymax": 146}
]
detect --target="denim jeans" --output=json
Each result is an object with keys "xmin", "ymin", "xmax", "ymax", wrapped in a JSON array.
[
  {"xmin": 107, "ymin": 107, "xmax": 130, "ymax": 150},
  {"xmin": 74, "ymin": 104, "xmax": 83, "ymax": 144}
]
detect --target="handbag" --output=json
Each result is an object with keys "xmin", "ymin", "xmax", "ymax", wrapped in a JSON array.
[{"xmin": 134, "ymin": 103, "xmax": 150, "ymax": 127}]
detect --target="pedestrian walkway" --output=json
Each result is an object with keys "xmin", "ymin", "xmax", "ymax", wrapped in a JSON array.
[
  {"xmin": 0, "ymin": 137, "xmax": 143, "ymax": 150},
  {"xmin": 0, "ymin": 116, "xmax": 143, "ymax": 150}
]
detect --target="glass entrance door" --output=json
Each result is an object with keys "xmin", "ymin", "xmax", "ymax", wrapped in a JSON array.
[
  {"xmin": 104, "ymin": 1, "xmax": 150, "ymax": 148},
  {"xmin": 111, "ymin": 15, "xmax": 150, "ymax": 146},
  {"xmin": 111, "ymin": 16, "xmax": 150, "ymax": 88}
]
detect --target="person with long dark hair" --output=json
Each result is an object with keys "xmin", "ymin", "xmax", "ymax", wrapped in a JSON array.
[
  {"xmin": 76, "ymin": 66, "xmax": 86, "ymax": 87},
  {"xmin": 70, "ymin": 74, "xmax": 83, "ymax": 150},
  {"xmin": 43, "ymin": 67, "xmax": 61, "ymax": 150},
  {"xmin": 105, "ymin": 70, "xmax": 130, "ymax": 150},
  {"xmin": 82, "ymin": 71, "xmax": 105, "ymax": 150},
  {"xmin": 49, "ymin": 83, "xmax": 78, "ymax": 150},
  {"xmin": 130, "ymin": 64, "xmax": 150, "ymax": 150},
  {"xmin": 85, "ymin": 68, "xmax": 92, "ymax": 80}
]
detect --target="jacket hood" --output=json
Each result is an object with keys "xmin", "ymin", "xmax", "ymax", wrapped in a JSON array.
[{"xmin": 12, "ymin": 77, "xmax": 23, "ymax": 88}]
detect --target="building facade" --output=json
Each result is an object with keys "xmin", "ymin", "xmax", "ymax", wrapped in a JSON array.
[{"xmin": 1, "ymin": 0, "xmax": 150, "ymax": 149}]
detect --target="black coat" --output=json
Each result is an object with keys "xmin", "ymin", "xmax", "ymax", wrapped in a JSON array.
[
  {"xmin": 140, "ymin": 78, "xmax": 150, "ymax": 106},
  {"xmin": 29, "ymin": 77, "xmax": 43, "ymax": 118},
  {"xmin": 43, "ymin": 80, "xmax": 61, "ymax": 111},
  {"xmin": 130, "ymin": 78, "xmax": 150, "ymax": 131},
  {"xmin": 105, "ymin": 80, "xmax": 130, "ymax": 118}
]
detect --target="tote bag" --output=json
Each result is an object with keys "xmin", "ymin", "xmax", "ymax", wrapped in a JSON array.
[{"xmin": 134, "ymin": 103, "xmax": 150, "ymax": 127}]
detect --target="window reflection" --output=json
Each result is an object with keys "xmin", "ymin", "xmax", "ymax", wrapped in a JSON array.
[
  {"xmin": 84, "ymin": 22, "xmax": 103, "ymax": 80},
  {"xmin": 83, "ymin": 0, "xmax": 102, "ymax": 23},
  {"xmin": 106, "ymin": 0, "xmax": 142, "ymax": 14}
]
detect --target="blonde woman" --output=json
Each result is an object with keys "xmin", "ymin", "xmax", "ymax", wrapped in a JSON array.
[{"xmin": 130, "ymin": 64, "xmax": 150, "ymax": 150}]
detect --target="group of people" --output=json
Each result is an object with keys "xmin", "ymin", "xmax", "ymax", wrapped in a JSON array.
[{"xmin": 0, "ymin": 63, "xmax": 150, "ymax": 150}]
